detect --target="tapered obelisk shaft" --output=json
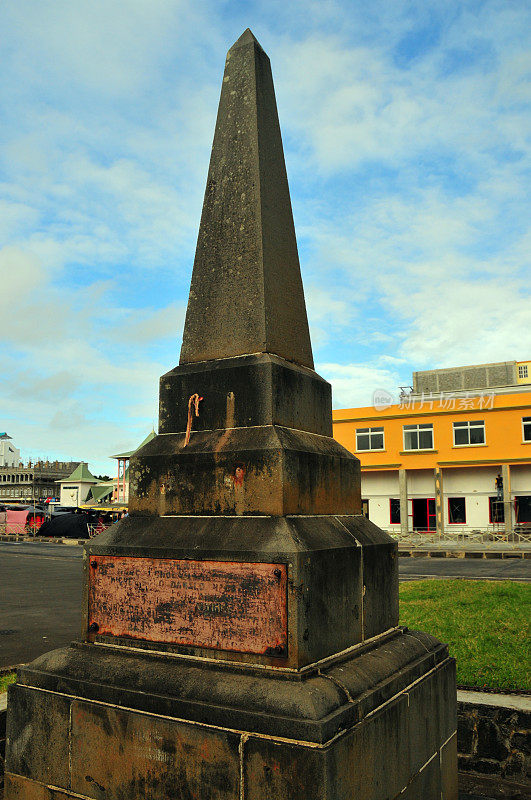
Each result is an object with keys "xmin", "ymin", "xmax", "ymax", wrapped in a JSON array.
[{"xmin": 180, "ymin": 29, "xmax": 314, "ymax": 369}]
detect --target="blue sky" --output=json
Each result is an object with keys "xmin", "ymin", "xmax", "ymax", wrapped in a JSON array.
[{"xmin": 1, "ymin": 0, "xmax": 529, "ymax": 474}]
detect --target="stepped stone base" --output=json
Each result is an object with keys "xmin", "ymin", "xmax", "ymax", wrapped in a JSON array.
[{"xmin": 5, "ymin": 628, "xmax": 457, "ymax": 800}]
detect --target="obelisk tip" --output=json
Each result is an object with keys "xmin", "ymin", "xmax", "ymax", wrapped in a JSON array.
[
  {"xmin": 180, "ymin": 26, "xmax": 313, "ymax": 369},
  {"xmin": 229, "ymin": 28, "xmax": 264, "ymax": 53}
]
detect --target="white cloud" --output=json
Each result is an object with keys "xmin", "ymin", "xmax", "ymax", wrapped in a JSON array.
[
  {"xmin": 318, "ymin": 360, "xmax": 402, "ymax": 409},
  {"xmin": 393, "ymin": 277, "xmax": 531, "ymax": 368}
]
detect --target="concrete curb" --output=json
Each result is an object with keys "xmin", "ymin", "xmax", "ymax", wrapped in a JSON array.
[
  {"xmin": 457, "ymin": 691, "xmax": 530, "ymax": 711},
  {"xmin": 0, "ymin": 535, "xmax": 87, "ymax": 545},
  {"xmin": 399, "ymin": 548, "xmax": 530, "ymax": 559}
]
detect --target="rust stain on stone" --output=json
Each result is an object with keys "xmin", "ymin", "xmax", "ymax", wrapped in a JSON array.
[
  {"xmin": 88, "ymin": 556, "xmax": 287, "ymax": 655},
  {"xmin": 70, "ymin": 701, "xmax": 241, "ymax": 800},
  {"xmin": 233, "ymin": 464, "xmax": 245, "ymax": 486}
]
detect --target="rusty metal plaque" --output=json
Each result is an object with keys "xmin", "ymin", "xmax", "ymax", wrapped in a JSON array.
[{"xmin": 88, "ymin": 556, "xmax": 287, "ymax": 656}]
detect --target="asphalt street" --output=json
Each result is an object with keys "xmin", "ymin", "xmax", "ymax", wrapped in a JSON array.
[
  {"xmin": 1, "ymin": 541, "xmax": 83, "ymax": 669},
  {"xmin": 1, "ymin": 541, "xmax": 529, "ymax": 669}
]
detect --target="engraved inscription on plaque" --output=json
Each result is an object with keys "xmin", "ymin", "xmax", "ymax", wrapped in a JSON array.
[{"xmin": 88, "ymin": 556, "xmax": 288, "ymax": 656}]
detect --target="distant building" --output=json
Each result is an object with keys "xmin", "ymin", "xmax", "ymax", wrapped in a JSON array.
[
  {"xmin": 57, "ymin": 463, "xmax": 98, "ymax": 507},
  {"xmin": 333, "ymin": 359, "xmax": 531, "ymax": 536},
  {"xmin": 0, "ymin": 460, "xmax": 80, "ymax": 503},
  {"xmin": 110, "ymin": 430, "xmax": 156, "ymax": 504},
  {"xmin": 0, "ymin": 433, "xmax": 20, "ymax": 467},
  {"xmin": 84, "ymin": 479, "xmax": 115, "ymax": 506}
]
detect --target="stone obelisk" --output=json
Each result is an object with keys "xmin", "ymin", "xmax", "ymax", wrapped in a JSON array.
[{"xmin": 5, "ymin": 30, "xmax": 457, "ymax": 800}]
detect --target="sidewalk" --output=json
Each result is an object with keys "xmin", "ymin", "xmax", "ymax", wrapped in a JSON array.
[
  {"xmin": 0, "ymin": 534, "xmax": 86, "ymax": 545},
  {"xmin": 399, "ymin": 542, "xmax": 531, "ymax": 559}
]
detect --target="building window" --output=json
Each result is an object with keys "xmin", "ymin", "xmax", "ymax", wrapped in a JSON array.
[
  {"xmin": 361, "ymin": 499, "xmax": 370, "ymax": 518},
  {"xmin": 518, "ymin": 365, "xmax": 528, "ymax": 379},
  {"xmin": 489, "ymin": 497, "xmax": 505, "ymax": 523},
  {"xmin": 448, "ymin": 497, "xmax": 466, "ymax": 524},
  {"xmin": 515, "ymin": 496, "xmax": 531, "ymax": 524},
  {"xmin": 523, "ymin": 417, "xmax": 531, "ymax": 442},
  {"xmin": 356, "ymin": 427, "xmax": 384, "ymax": 451},
  {"xmin": 390, "ymin": 498, "xmax": 401, "ymax": 524},
  {"xmin": 403, "ymin": 424, "xmax": 433, "ymax": 450},
  {"xmin": 453, "ymin": 420, "xmax": 485, "ymax": 446}
]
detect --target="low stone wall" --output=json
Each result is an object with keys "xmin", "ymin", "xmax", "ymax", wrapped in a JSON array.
[{"xmin": 458, "ymin": 692, "xmax": 530, "ymax": 788}]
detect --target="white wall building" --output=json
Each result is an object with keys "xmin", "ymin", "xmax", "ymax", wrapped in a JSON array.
[
  {"xmin": 0, "ymin": 433, "xmax": 20, "ymax": 467},
  {"xmin": 58, "ymin": 463, "xmax": 98, "ymax": 507}
]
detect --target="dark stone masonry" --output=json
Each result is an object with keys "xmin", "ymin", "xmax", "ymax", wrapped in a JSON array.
[{"xmin": 458, "ymin": 700, "xmax": 530, "ymax": 784}]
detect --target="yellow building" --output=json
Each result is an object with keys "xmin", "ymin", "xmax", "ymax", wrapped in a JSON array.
[{"xmin": 332, "ymin": 360, "xmax": 531, "ymax": 538}]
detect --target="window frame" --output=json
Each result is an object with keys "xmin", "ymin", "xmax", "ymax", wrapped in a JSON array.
[
  {"xmin": 453, "ymin": 419, "xmax": 485, "ymax": 447},
  {"xmin": 488, "ymin": 496, "xmax": 505, "ymax": 524},
  {"xmin": 515, "ymin": 495, "xmax": 531, "ymax": 524},
  {"xmin": 355, "ymin": 426, "xmax": 385, "ymax": 452},
  {"xmin": 389, "ymin": 498, "xmax": 401, "ymax": 524},
  {"xmin": 522, "ymin": 417, "xmax": 531, "ymax": 443},
  {"xmin": 447, "ymin": 496, "xmax": 466, "ymax": 525},
  {"xmin": 518, "ymin": 365, "xmax": 528, "ymax": 379},
  {"xmin": 402, "ymin": 423, "xmax": 434, "ymax": 451}
]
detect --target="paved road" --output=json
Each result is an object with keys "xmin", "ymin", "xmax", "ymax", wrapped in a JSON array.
[
  {"xmin": 1, "ymin": 542, "xmax": 529, "ymax": 669},
  {"xmin": 0, "ymin": 542, "xmax": 83, "ymax": 669},
  {"xmin": 399, "ymin": 556, "xmax": 530, "ymax": 581}
]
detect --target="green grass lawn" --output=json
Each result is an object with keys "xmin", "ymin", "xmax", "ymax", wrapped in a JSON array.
[
  {"xmin": 399, "ymin": 580, "xmax": 530, "ymax": 692},
  {"xmin": 0, "ymin": 672, "xmax": 16, "ymax": 693}
]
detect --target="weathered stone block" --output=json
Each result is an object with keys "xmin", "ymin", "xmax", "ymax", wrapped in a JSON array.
[
  {"xmin": 337, "ymin": 516, "xmax": 399, "ymax": 638},
  {"xmin": 329, "ymin": 695, "xmax": 411, "ymax": 800},
  {"xmin": 6, "ymin": 636, "xmax": 455, "ymax": 800},
  {"xmin": 5, "ymin": 685, "xmax": 70, "ymax": 789},
  {"xmin": 512, "ymin": 731, "xmax": 530, "ymax": 756},
  {"xmin": 457, "ymin": 711, "xmax": 475, "ymax": 754},
  {"xmin": 407, "ymin": 655, "xmax": 456, "ymax": 777},
  {"xmin": 244, "ymin": 738, "xmax": 325, "ymax": 800},
  {"xmin": 503, "ymin": 751, "xmax": 526, "ymax": 779},
  {"xmin": 70, "ymin": 700, "xmax": 241, "ymax": 800},
  {"xmin": 159, "ymin": 353, "xmax": 332, "ymax": 437},
  {"xmin": 4, "ymin": 774, "xmax": 80, "ymax": 799},
  {"xmin": 474, "ymin": 757, "xmax": 502, "ymax": 775},
  {"xmin": 441, "ymin": 732, "xmax": 459, "ymax": 800},
  {"xmin": 476, "ymin": 716, "xmax": 511, "ymax": 761},
  {"xmin": 129, "ymin": 426, "xmax": 361, "ymax": 516},
  {"xmin": 397, "ymin": 752, "xmax": 441, "ymax": 800}
]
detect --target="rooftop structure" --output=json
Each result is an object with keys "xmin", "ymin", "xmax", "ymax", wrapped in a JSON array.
[{"xmin": 412, "ymin": 358, "xmax": 531, "ymax": 397}]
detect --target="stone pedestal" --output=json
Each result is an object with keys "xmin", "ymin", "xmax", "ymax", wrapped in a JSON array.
[
  {"xmin": 4, "ymin": 27, "xmax": 457, "ymax": 800},
  {"xmin": 6, "ymin": 628, "xmax": 456, "ymax": 800}
]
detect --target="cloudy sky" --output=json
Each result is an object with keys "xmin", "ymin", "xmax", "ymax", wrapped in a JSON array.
[{"xmin": 1, "ymin": 0, "xmax": 529, "ymax": 473}]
